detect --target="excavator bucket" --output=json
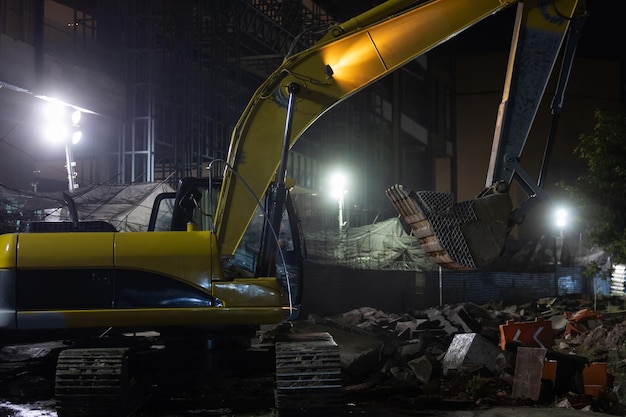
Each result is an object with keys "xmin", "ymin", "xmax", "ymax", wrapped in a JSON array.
[{"xmin": 386, "ymin": 185, "xmax": 512, "ymax": 270}]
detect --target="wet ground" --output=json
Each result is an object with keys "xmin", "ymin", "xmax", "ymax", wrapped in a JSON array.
[
  {"xmin": 0, "ymin": 393, "xmax": 613, "ymax": 417},
  {"xmin": 0, "ymin": 338, "xmax": 615, "ymax": 417},
  {"xmin": 0, "ymin": 358, "xmax": 612, "ymax": 417}
]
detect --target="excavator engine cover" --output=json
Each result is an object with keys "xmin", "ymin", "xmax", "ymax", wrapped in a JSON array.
[{"xmin": 386, "ymin": 185, "xmax": 512, "ymax": 270}]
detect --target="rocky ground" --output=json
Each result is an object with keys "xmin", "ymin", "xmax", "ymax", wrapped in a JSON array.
[
  {"xmin": 295, "ymin": 295, "xmax": 626, "ymax": 415},
  {"xmin": 2, "ymin": 295, "xmax": 626, "ymax": 416},
  {"xmin": 273, "ymin": 294, "xmax": 626, "ymax": 416}
]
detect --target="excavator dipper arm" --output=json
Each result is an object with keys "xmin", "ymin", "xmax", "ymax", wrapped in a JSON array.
[
  {"xmin": 213, "ymin": 0, "xmax": 523, "ymax": 258},
  {"xmin": 387, "ymin": 0, "xmax": 585, "ymax": 270}
]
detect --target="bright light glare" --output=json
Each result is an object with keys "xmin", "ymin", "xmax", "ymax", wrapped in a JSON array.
[
  {"xmin": 72, "ymin": 130, "xmax": 82, "ymax": 144},
  {"xmin": 329, "ymin": 171, "xmax": 347, "ymax": 201},
  {"xmin": 43, "ymin": 101, "xmax": 68, "ymax": 120},
  {"xmin": 555, "ymin": 208, "xmax": 568, "ymax": 229},
  {"xmin": 321, "ymin": 35, "xmax": 382, "ymax": 86},
  {"xmin": 42, "ymin": 102, "xmax": 82, "ymax": 144},
  {"xmin": 43, "ymin": 123, "xmax": 68, "ymax": 143},
  {"xmin": 71, "ymin": 110, "xmax": 81, "ymax": 125}
]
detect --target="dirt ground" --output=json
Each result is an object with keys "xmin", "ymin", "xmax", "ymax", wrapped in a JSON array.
[
  {"xmin": 1, "ymin": 305, "xmax": 623, "ymax": 417},
  {"xmin": 0, "ymin": 351, "xmax": 612, "ymax": 417},
  {"xmin": 0, "ymin": 389, "xmax": 613, "ymax": 417}
]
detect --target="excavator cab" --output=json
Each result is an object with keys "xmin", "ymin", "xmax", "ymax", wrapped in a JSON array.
[
  {"xmin": 148, "ymin": 176, "xmax": 304, "ymax": 307},
  {"xmin": 148, "ymin": 177, "xmax": 220, "ymax": 232}
]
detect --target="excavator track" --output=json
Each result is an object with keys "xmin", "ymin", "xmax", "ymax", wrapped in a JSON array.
[
  {"xmin": 274, "ymin": 332, "xmax": 342, "ymax": 416},
  {"xmin": 55, "ymin": 347, "xmax": 132, "ymax": 417}
]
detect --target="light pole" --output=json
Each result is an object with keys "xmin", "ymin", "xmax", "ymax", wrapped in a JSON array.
[
  {"xmin": 329, "ymin": 171, "xmax": 348, "ymax": 231},
  {"xmin": 43, "ymin": 103, "xmax": 82, "ymax": 193},
  {"xmin": 64, "ymin": 139, "xmax": 78, "ymax": 193}
]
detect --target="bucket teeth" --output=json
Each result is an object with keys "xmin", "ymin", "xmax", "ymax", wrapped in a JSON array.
[
  {"xmin": 386, "ymin": 185, "xmax": 477, "ymax": 270},
  {"xmin": 387, "ymin": 184, "xmax": 512, "ymax": 270}
]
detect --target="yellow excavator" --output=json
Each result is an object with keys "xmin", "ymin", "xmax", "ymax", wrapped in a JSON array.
[{"xmin": 0, "ymin": 0, "xmax": 586, "ymax": 415}]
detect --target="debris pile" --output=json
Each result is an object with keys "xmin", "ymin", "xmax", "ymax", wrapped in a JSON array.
[
  {"xmin": 3, "ymin": 296, "xmax": 626, "ymax": 416},
  {"xmin": 0, "ymin": 341, "xmax": 65, "ymax": 400},
  {"xmin": 277, "ymin": 295, "xmax": 626, "ymax": 414}
]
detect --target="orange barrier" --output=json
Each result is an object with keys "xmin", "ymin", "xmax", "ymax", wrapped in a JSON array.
[
  {"xmin": 583, "ymin": 362, "xmax": 608, "ymax": 397},
  {"xmin": 563, "ymin": 309, "xmax": 603, "ymax": 337},
  {"xmin": 499, "ymin": 317, "xmax": 555, "ymax": 350}
]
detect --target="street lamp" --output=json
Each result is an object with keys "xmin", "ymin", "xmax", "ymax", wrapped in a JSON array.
[
  {"xmin": 42, "ymin": 103, "xmax": 82, "ymax": 193},
  {"xmin": 555, "ymin": 207, "xmax": 568, "ymax": 231},
  {"xmin": 554, "ymin": 207, "xmax": 569, "ymax": 263},
  {"xmin": 329, "ymin": 171, "xmax": 348, "ymax": 231}
]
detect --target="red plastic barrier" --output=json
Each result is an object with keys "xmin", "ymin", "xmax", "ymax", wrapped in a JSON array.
[{"xmin": 499, "ymin": 317, "xmax": 555, "ymax": 350}]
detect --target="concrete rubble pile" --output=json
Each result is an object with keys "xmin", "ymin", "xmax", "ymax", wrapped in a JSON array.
[
  {"xmin": 279, "ymin": 296, "xmax": 626, "ymax": 414},
  {"xmin": 3, "ymin": 296, "xmax": 626, "ymax": 416}
]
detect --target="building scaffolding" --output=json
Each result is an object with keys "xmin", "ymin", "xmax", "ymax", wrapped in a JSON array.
[
  {"xmin": 116, "ymin": 0, "xmax": 334, "ymax": 184},
  {"xmin": 0, "ymin": 0, "xmax": 451, "ymax": 230}
]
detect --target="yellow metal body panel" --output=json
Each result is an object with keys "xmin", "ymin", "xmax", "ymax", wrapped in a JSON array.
[
  {"xmin": 12, "ymin": 231, "xmax": 221, "ymax": 292},
  {"xmin": 114, "ymin": 231, "xmax": 219, "ymax": 290},
  {"xmin": 0, "ymin": 233, "xmax": 17, "ymax": 268},
  {"xmin": 4, "ymin": 229, "xmax": 289, "ymax": 330},
  {"xmin": 214, "ymin": 0, "xmax": 519, "ymax": 256},
  {"xmin": 212, "ymin": 277, "xmax": 282, "ymax": 307},
  {"xmin": 17, "ymin": 232, "xmax": 114, "ymax": 269}
]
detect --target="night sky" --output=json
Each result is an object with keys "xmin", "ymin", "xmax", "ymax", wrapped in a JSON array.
[
  {"xmin": 576, "ymin": 0, "xmax": 624, "ymax": 62},
  {"xmin": 455, "ymin": 0, "xmax": 624, "ymax": 65}
]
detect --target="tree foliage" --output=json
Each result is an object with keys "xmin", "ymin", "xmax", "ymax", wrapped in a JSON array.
[{"xmin": 561, "ymin": 109, "xmax": 626, "ymax": 263}]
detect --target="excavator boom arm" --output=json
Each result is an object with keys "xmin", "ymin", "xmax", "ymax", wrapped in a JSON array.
[
  {"xmin": 487, "ymin": 0, "xmax": 582, "ymax": 188},
  {"xmin": 214, "ymin": 0, "xmax": 519, "ymax": 257},
  {"xmin": 388, "ymin": 0, "xmax": 584, "ymax": 270}
]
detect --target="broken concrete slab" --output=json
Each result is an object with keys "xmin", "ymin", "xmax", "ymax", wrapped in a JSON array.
[
  {"xmin": 448, "ymin": 305, "xmax": 482, "ymax": 333},
  {"xmin": 442, "ymin": 333, "xmax": 502, "ymax": 375},
  {"xmin": 0, "ymin": 341, "xmax": 66, "ymax": 362},
  {"xmin": 253, "ymin": 295, "xmax": 626, "ymax": 415},
  {"xmin": 407, "ymin": 355, "xmax": 433, "ymax": 384},
  {"xmin": 397, "ymin": 339, "xmax": 424, "ymax": 361},
  {"xmin": 424, "ymin": 308, "xmax": 458, "ymax": 335},
  {"xmin": 512, "ymin": 347, "xmax": 547, "ymax": 401}
]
